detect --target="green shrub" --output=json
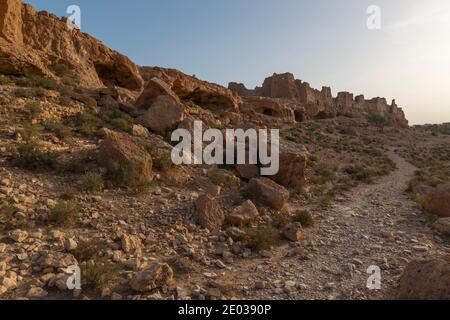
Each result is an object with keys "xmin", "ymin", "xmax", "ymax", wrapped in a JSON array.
[
  {"xmin": 59, "ymin": 95, "xmax": 72, "ymax": 107},
  {"xmin": 153, "ymin": 152, "xmax": 174, "ymax": 173},
  {"xmin": 25, "ymin": 101, "xmax": 42, "ymax": 119},
  {"xmin": 18, "ymin": 123, "xmax": 43, "ymax": 140},
  {"xmin": 244, "ymin": 226, "xmax": 278, "ymax": 251},
  {"xmin": 293, "ymin": 210, "xmax": 315, "ymax": 228},
  {"xmin": 271, "ymin": 213, "xmax": 292, "ymax": 229},
  {"xmin": 60, "ymin": 186, "xmax": 79, "ymax": 201},
  {"xmin": 315, "ymin": 163, "xmax": 335, "ymax": 183},
  {"xmin": 46, "ymin": 201, "xmax": 78, "ymax": 227},
  {"xmin": 208, "ymin": 169, "xmax": 240, "ymax": 189},
  {"xmin": 80, "ymin": 259, "xmax": 121, "ymax": 290},
  {"xmin": 368, "ymin": 112, "xmax": 392, "ymax": 130},
  {"xmin": 14, "ymin": 87, "xmax": 46, "ymax": 98},
  {"xmin": 76, "ymin": 112, "xmax": 104, "ymax": 136},
  {"xmin": 109, "ymin": 117, "xmax": 131, "ymax": 131},
  {"xmin": 344, "ymin": 164, "xmax": 375, "ymax": 183},
  {"xmin": 72, "ymin": 239, "xmax": 107, "ymax": 262},
  {"xmin": 80, "ymin": 172, "xmax": 104, "ymax": 193},
  {"xmin": 45, "ymin": 121, "xmax": 72, "ymax": 139},
  {"xmin": 13, "ymin": 142, "xmax": 59, "ymax": 170}
]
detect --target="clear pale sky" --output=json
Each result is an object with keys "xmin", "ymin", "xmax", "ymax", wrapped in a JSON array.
[{"xmin": 26, "ymin": 0, "xmax": 450, "ymax": 125}]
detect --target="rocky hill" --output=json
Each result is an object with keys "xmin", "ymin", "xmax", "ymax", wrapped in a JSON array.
[{"xmin": 0, "ymin": 0, "xmax": 449, "ymax": 301}]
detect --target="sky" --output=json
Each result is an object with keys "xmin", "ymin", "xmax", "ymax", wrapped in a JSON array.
[{"xmin": 25, "ymin": 0, "xmax": 450, "ymax": 125}]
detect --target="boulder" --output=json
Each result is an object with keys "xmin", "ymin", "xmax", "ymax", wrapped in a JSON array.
[
  {"xmin": 194, "ymin": 195, "xmax": 224, "ymax": 232},
  {"xmin": 235, "ymin": 164, "xmax": 259, "ymax": 180},
  {"xmin": 274, "ymin": 152, "xmax": 308, "ymax": 190},
  {"xmin": 421, "ymin": 183, "xmax": 450, "ymax": 217},
  {"xmin": 8, "ymin": 229, "xmax": 28, "ymax": 242},
  {"xmin": 431, "ymin": 218, "xmax": 450, "ymax": 236},
  {"xmin": 130, "ymin": 262, "xmax": 174, "ymax": 292},
  {"xmin": 98, "ymin": 129, "xmax": 153, "ymax": 186},
  {"xmin": 120, "ymin": 234, "xmax": 142, "ymax": 254},
  {"xmin": 397, "ymin": 256, "xmax": 450, "ymax": 300},
  {"xmin": 131, "ymin": 124, "xmax": 150, "ymax": 138},
  {"xmin": 135, "ymin": 77, "xmax": 181, "ymax": 109},
  {"xmin": 247, "ymin": 178, "xmax": 289, "ymax": 210},
  {"xmin": 227, "ymin": 200, "xmax": 259, "ymax": 226},
  {"xmin": 283, "ymin": 222, "xmax": 303, "ymax": 242},
  {"xmin": 137, "ymin": 95, "xmax": 185, "ymax": 135},
  {"xmin": 39, "ymin": 251, "xmax": 78, "ymax": 269}
]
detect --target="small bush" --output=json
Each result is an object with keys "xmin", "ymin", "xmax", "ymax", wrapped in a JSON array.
[
  {"xmin": 76, "ymin": 112, "xmax": 104, "ymax": 136},
  {"xmin": 293, "ymin": 210, "xmax": 315, "ymax": 228},
  {"xmin": 18, "ymin": 123, "xmax": 43, "ymax": 140},
  {"xmin": 244, "ymin": 226, "xmax": 279, "ymax": 251},
  {"xmin": 315, "ymin": 163, "xmax": 335, "ymax": 183},
  {"xmin": 60, "ymin": 186, "xmax": 79, "ymax": 201},
  {"xmin": 80, "ymin": 259, "xmax": 121, "ymax": 291},
  {"xmin": 72, "ymin": 239, "xmax": 107, "ymax": 262},
  {"xmin": 368, "ymin": 112, "xmax": 392, "ymax": 130},
  {"xmin": 46, "ymin": 201, "xmax": 78, "ymax": 227},
  {"xmin": 45, "ymin": 121, "xmax": 72, "ymax": 140},
  {"xmin": 153, "ymin": 152, "xmax": 174, "ymax": 173},
  {"xmin": 0, "ymin": 75, "xmax": 13, "ymax": 85},
  {"xmin": 59, "ymin": 95, "xmax": 72, "ymax": 107},
  {"xmin": 14, "ymin": 87, "xmax": 46, "ymax": 98},
  {"xmin": 208, "ymin": 169, "xmax": 240, "ymax": 189},
  {"xmin": 109, "ymin": 117, "xmax": 131, "ymax": 131},
  {"xmin": 25, "ymin": 101, "xmax": 42, "ymax": 119},
  {"xmin": 0, "ymin": 202, "xmax": 17, "ymax": 230},
  {"xmin": 344, "ymin": 164, "xmax": 375, "ymax": 183},
  {"xmin": 13, "ymin": 142, "xmax": 59, "ymax": 170},
  {"xmin": 80, "ymin": 172, "xmax": 104, "ymax": 193},
  {"xmin": 52, "ymin": 63, "xmax": 71, "ymax": 77},
  {"xmin": 271, "ymin": 213, "xmax": 292, "ymax": 229}
]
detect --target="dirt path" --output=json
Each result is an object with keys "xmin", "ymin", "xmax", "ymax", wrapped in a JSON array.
[{"xmin": 235, "ymin": 150, "xmax": 450, "ymax": 300}]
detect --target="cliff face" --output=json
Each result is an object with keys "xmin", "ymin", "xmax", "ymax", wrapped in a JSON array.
[
  {"xmin": 0, "ymin": 0, "xmax": 143, "ymax": 90},
  {"xmin": 229, "ymin": 72, "xmax": 409, "ymax": 128}
]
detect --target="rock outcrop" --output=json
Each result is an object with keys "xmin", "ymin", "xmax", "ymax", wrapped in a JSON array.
[
  {"xmin": 397, "ymin": 256, "xmax": 450, "ymax": 300},
  {"xmin": 98, "ymin": 129, "xmax": 153, "ymax": 186},
  {"xmin": 0, "ymin": 0, "xmax": 143, "ymax": 89}
]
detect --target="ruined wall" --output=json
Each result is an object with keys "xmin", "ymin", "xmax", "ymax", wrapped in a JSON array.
[{"xmin": 228, "ymin": 72, "xmax": 409, "ymax": 127}]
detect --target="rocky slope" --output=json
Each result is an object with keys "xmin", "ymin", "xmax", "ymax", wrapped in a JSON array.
[
  {"xmin": 0, "ymin": 0, "xmax": 449, "ymax": 301},
  {"xmin": 0, "ymin": 0, "xmax": 143, "ymax": 90}
]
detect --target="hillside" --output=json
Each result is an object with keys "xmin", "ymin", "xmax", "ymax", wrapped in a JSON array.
[{"xmin": 0, "ymin": 0, "xmax": 449, "ymax": 300}]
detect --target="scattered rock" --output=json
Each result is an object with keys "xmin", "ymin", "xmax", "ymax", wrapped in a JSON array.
[
  {"xmin": 247, "ymin": 178, "xmax": 289, "ymax": 210},
  {"xmin": 226, "ymin": 200, "xmax": 259, "ymax": 226},
  {"xmin": 194, "ymin": 195, "xmax": 224, "ymax": 232},
  {"xmin": 130, "ymin": 262, "xmax": 174, "ymax": 292},
  {"xmin": 283, "ymin": 223, "xmax": 303, "ymax": 242}
]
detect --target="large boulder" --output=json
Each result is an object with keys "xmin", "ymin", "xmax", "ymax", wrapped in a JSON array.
[
  {"xmin": 137, "ymin": 95, "xmax": 185, "ymax": 135},
  {"xmin": 194, "ymin": 195, "xmax": 224, "ymax": 232},
  {"xmin": 135, "ymin": 77, "xmax": 181, "ymax": 109},
  {"xmin": 397, "ymin": 256, "xmax": 450, "ymax": 300},
  {"xmin": 274, "ymin": 152, "xmax": 308, "ymax": 190},
  {"xmin": 421, "ymin": 183, "xmax": 450, "ymax": 217},
  {"xmin": 130, "ymin": 262, "xmax": 174, "ymax": 292},
  {"xmin": 247, "ymin": 178, "xmax": 289, "ymax": 210},
  {"xmin": 226, "ymin": 200, "xmax": 259, "ymax": 226},
  {"xmin": 98, "ymin": 129, "xmax": 153, "ymax": 186}
]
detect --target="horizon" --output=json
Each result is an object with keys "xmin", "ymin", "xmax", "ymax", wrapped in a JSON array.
[{"xmin": 25, "ymin": 0, "xmax": 450, "ymax": 125}]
